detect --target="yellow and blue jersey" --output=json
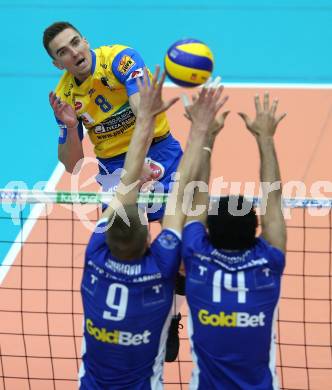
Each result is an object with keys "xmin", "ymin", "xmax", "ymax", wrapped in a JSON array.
[
  {"xmin": 182, "ymin": 221, "xmax": 285, "ymax": 390},
  {"xmin": 54, "ymin": 45, "xmax": 169, "ymax": 159},
  {"xmin": 79, "ymin": 219, "xmax": 181, "ymax": 389}
]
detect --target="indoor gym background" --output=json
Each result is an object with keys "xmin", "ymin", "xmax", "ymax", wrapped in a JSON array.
[{"xmin": 0, "ymin": 1, "xmax": 332, "ymax": 389}]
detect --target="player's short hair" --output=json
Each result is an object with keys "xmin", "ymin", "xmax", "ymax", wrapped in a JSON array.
[
  {"xmin": 43, "ymin": 21, "xmax": 82, "ymax": 58},
  {"xmin": 106, "ymin": 204, "xmax": 148, "ymax": 259},
  {"xmin": 207, "ymin": 195, "xmax": 258, "ymax": 250}
]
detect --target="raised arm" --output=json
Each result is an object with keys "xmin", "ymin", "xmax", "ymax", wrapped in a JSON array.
[
  {"xmin": 102, "ymin": 67, "xmax": 179, "ymax": 218},
  {"xmin": 184, "ymin": 111, "xmax": 230, "ymax": 225},
  {"xmin": 162, "ymin": 85, "xmax": 229, "ymax": 232},
  {"xmin": 49, "ymin": 92, "xmax": 84, "ymax": 173},
  {"xmin": 238, "ymin": 92, "xmax": 287, "ymax": 253},
  {"xmin": 128, "ymin": 92, "xmax": 140, "ymax": 116}
]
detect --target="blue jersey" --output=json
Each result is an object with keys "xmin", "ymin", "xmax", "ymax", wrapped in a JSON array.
[
  {"xmin": 182, "ymin": 221, "xmax": 285, "ymax": 390},
  {"xmin": 80, "ymin": 219, "xmax": 181, "ymax": 389}
]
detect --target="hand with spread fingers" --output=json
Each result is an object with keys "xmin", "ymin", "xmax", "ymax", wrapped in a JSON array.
[
  {"xmin": 207, "ymin": 110, "xmax": 231, "ymax": 140},
  {"xmin": 49, "ymin": 91, "xmax": 78, "ymax": 129},
  {"xmin": 184, "ymin": 83, "xmax": 229, "ymax": 133},
  {"xmin": 183, "ymin": 79, "xmax": 230, "ymax": 142},
  {"xmin": 238, "ymin": 91, "xmax": 287, "ymax": 137},
  {"xmin": 136, "ymin": 66, "xmax": 179, "ymax": 120},
  {"xmin": 113, "ymin": 65, "xmax": 180, "ymax": 204}
]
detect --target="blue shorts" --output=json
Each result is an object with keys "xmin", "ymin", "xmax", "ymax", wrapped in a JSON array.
[
  {"xmin": 79, "ymin": 365, "xmax": 156, "ymax": 390},
  {"xmin": 96, "ymin": 133, "xmax": 183, "ymax": 221},
  {"xmin": 80, "ymin": 373, "xmax": 158, "ymax": 390}
]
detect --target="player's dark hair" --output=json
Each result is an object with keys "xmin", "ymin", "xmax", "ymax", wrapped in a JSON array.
[
  {"xmin": 207, "ymin": 195, "xmax": 258, "ymax": 250},
  {"xmin": 106, "ymin": 204, "xmax": 148, "ymax": 260},
  {"xmin": 43, "ymin": 21, "xmax": 82, "ymax": 58}
]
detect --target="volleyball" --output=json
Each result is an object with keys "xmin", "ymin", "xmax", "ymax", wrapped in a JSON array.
[{"xmin": 164, "ymin": 38, "xmax": 214, "ymax": 87}]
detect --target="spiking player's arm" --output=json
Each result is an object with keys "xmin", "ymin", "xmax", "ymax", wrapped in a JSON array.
[
  {"xmin": 128, "ymin": 75, "xmax": 155, "ymax": 158},
  {"xmin": 128, "ymin": 92, "xmax": 140, "ymax": 116},
  {"xmin": 49, "ymin": 92, "xmax": 84, "ymax": 173},
  {"xmin": 184, "ymin": 112, "xmax": 229, "ymax": 225},
  {"xmin": 162, "ymin": 86, "xmax": 229, "ymax": 233},
  {"xmin": 239, "ymin": 92, "xmax": 287, "ymax": 253},
  {"xmin": 102, "ymin": 67, "xmax": 179, "ymax": 219}
]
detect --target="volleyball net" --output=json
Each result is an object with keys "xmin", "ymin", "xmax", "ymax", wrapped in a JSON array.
[{"xmin": 0, "ymin": 190, "xmax": 331, "ymax": 390}]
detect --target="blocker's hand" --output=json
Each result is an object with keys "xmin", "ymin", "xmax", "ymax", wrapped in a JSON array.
[
  {"xmin": 136, "ymin": 66, "xmax": 179, "ymax": 119},
  {"xmin": 238, "ymin": 92, "xmax": 287, "ymax": 138},
  {"xmin": 184, "ymin": 78, "xmax": 229, "ymax": 135}
]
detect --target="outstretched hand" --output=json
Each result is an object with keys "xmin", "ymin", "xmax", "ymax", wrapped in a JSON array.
[
  {"xmin": 136, "ymin": 66, "xmax": 179, "ymax": 118},
  {"xmin": 184, "ymin": 81, "xmax": 229, "ymax": 136},
  {"xmin": 208, "ymin": 110, "xmax": 230, "ymax": 139},
  {"xmin": 49, "ymin": 92, "xmax": 78, "ymax": 128},
  {"xmin": 238, "ymin": 92, "xmax": 286, "ymax": 137}
]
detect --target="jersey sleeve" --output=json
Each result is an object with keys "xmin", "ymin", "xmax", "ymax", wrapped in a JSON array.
[
  {"xmin": 86, "ymin": 219, "xmax": 109, "ymax": 259},
  {"xmin": 111, "ymin": 47, "xmax": 146, "ymax": 96},
  {"xmin": 150, "ymin": 229, "xmax": 181, "ymax": 278},
  {"xmin": 182, "ymin": 221, "xmax": 208, "ymax": 260},
  {"xmin": 257, "ymin": 236, "xmax": 286, "ymax": 274},
  {"xmin": 56, "ymin": 116, "xmax": 84, "ymax": 144}
]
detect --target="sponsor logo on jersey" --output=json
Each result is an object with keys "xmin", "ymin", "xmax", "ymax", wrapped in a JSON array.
[
  {"xmin": 133, "ymin": 273, "xmax": 162, "ymax": 283},
  {"xmin": 74, "ymin": 101, "xmax": 83, "ymax": 111},
  {"xmin": 117, "ymin": 55, "xmax": 136, "ymax": 75},
  {"xmin": 88, "ymin": 88, "xmax": 96, "ymax": 97},
  {"xmin": 157, "ymin": 232, "xmax": 179, "ymax": 250},
  {"xmin": 198, "ymin": 309, "xmax": 266, "ymax": 328},
  {"xmin": 81, "ymin": 112, "xmax": 95, "ymax": 125},
  {"xmin": 145, "ymin": 158, "xmax": 165, "ymax": 180},
  {"xmin": 86, "ymin": 319, "xmax": 151, "ymax": 346},
  {"xmin": 64, "ymin": 82, "xmax": 74, "ymax": 98},
  {"xmin": 127, "ymin": 68, "xmax": 144, "ymax": 81},
  {"xmin": 105, "ymin": 260, "xmax": 141, "ymax": 275},
  {"xmin": 93, "ymin": 108, "xmax": 135, "ymax": 135},
  {"xmin": 101, "ymin": 77, "xmax": 115, "ymax": 91}
]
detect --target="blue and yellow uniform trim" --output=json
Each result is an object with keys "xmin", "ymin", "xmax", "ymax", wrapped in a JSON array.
[{"xmin": 54, "ymin": 45, "xmax": 169, "ymax": 159}]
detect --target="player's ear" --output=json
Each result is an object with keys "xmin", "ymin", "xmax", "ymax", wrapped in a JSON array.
[{"xmin": 52, "ymin": 59, "xmax": 64, "ymax": 70}]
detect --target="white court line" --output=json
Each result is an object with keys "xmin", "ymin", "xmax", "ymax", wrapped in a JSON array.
[
  {"xmin": 0, "ymin": 163, "xmax": 65, "ymax": 285},
  {"xmin": 164, "ymin": 81, "xmax": 332, "ymax": 89}
]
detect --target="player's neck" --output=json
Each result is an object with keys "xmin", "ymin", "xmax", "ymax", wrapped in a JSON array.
[
  {"xmin": 74, "ymin": 76, "xmax": 84, "ymax": 86},
  {"xmin": 74, "ymin": 72, "xmax": 90, "ymax": 85},
  {"xmin": 74, "ymin": 67, "xmax": 91, "ymax": 84}
]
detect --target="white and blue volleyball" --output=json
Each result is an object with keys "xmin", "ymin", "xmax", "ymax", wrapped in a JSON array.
[{"xmin": 164, "ymin": 38, "xmax": 214, "ymax": 87}]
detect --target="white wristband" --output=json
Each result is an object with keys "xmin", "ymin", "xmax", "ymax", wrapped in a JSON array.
[{"xmin": 203, "ymin": 146, "xmax": 212, "ymax": 154}]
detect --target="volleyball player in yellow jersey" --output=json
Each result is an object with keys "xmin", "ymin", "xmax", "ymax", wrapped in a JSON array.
[
  {"xmin": 43, "ymin": 22, "xmax": 184, "ymax": 362},
  {"xmin": 43, "ymin": 21, "xmax": 182, "ymax": 222}
]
